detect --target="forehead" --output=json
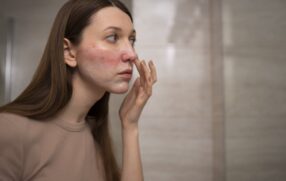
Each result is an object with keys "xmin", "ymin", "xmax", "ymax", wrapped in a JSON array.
[{"xmin": 88, "ymin": 6, "xmax": 134, "ymax": 32}]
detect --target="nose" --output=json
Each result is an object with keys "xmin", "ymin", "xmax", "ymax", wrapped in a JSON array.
[{"xmin": 121, "ymin": 41, "xmax": 137, "ymax": 63}]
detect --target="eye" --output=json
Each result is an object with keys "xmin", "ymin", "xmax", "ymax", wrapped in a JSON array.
[
  {"xmin": 129, "ymin": 36, "xmax": 136, "ymax": 47},
  {"xmin": 106, "ymin": 33, "xmax": 118, "ymax": 43}
]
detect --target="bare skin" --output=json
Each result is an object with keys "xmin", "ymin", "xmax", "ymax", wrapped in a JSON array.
[{"xmin": 59, "ymin": 6, "xmax": 157, "ymax": 181}]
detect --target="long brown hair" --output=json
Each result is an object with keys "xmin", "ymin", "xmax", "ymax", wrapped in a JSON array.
[{"xmin": 0, "ymin": 0, "xmax": 133, "ymax": 180}]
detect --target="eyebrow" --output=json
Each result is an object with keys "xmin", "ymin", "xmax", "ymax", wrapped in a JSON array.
[{"xmin": 104, "ymin": 26, "xmax": 136, "ymax": 35}]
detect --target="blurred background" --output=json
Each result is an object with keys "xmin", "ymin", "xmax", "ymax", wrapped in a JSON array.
[{"xmin": 0, "ymin": 0, "xmax": 286, "ymax": 180}]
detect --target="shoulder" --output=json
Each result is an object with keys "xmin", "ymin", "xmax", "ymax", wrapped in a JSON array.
[
  {"xmin": 0, "ymin": 112, "xmax": 29, "ymax": 130},
  {"xmin": 0, "ymin": 113, "xmax": 29, "ymax": 144},
  {"xmin": 0, "ymin": 113, "xmax": 28, "ymax": 179}
]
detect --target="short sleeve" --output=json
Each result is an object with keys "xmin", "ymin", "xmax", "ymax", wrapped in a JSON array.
[{"xmin": 0, "ymin": 113, "xmax": 26, "ymax": 181}]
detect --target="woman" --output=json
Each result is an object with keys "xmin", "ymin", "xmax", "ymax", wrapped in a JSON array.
[{"xmin": 0, "ymin": 0, "xmax": 157, "ymax": 180}]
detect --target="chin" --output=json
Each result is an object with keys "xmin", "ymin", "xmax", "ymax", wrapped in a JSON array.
[{"xmin": 109, "ymin": 83, "xmax": 130, "ymax": 94}]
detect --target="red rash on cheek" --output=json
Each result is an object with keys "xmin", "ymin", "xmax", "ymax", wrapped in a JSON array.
[{"xmin": 88, "ymin": 46, "xmax": 121, "ymax": 67}]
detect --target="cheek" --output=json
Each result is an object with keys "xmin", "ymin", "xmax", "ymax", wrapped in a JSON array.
[{"xmin": 81, "ymin": 46, "xmax": 121, "ymax": 68}]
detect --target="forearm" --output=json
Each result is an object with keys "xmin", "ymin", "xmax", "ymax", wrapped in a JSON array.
[
  {"xmin": 121, "ymin": 125, "xmax": 144, "ymax": 181},
  {"xmin": 119, "ymin": 59, "xmax": 156, "ymax": 181}
]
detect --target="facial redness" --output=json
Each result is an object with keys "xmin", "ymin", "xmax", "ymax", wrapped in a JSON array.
[{"xmin": 85, "ymin": 44, "xmax": 122, "ymax": 68}]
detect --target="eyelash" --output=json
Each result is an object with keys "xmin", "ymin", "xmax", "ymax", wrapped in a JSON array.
[
  {"xmin": 106, "ymin": 34, "xmax": 136, "ymax": 47},
  {"xmin": 129, "ymin": 36, "xmax": 136, "ymax": 47},
  {"xmin": 106, "ymin": 33, "xmax": 118, "ymax": 43}
]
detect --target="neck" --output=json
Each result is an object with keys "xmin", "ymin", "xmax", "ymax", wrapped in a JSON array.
[{"xmin": 55, "ymin": 73, "xmax": 106, "ymax": 124}]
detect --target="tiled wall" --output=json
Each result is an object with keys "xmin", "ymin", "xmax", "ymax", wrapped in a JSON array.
[
  {"xmin": 111, "ymin": 0, "xmax": 286, "ymax": 180},
  {"xmin": 223, "ymin": 0, "xmax": 286, "ymax": 180},
  {"xmin": 122, "ymin": 0, "xmax": 215, "ymax": 180}
]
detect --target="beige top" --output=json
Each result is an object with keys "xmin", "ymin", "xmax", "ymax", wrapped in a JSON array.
[{"xmin": 0, "ymin": 113, "xmax": 105, "ymax": 181}]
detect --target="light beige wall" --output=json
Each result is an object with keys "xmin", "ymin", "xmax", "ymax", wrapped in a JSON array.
[
  {"xmin": 117, "ymin": 0, "xmax": 217, "ymax": 180},
  {"xmin": 223, "ymin": 0, "xmax": 286, "ymax": 180}
]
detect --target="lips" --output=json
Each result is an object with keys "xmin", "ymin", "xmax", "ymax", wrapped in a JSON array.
[
  {"xmin": 118, "ymin": 69, "xmax": 133, "ymax": 79},
  {"xmin": 118, "ymin": 69, "xmax": 133, "ymax": 74}
]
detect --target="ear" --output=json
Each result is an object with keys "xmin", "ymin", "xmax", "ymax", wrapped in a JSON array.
[{"xmin": 64, "ymin": 38, "xmax": 77, "ymax": 68}]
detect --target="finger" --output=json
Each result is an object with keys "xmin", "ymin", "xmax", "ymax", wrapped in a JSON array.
[
  {"xmin": 148, "ymin": 60, "xmax": 157, "ymax": 83},
  {"xmin": 134, "ymin": 59, "xmax": 143, "ymax": 76},
  {"xmin": 127, "ymin": 78, "xmax": 140, "ymax": 102},
  {"xmin": 141, "ymin": 61, "xmax": 152, "ymax": 96},
  {"xmin": 141, "ymin": 60, "xmax": 152, "ymax": 85},
  {"xmin": 134, "ymin": 58, "xmax": 141, "ymax": 71},
  {"xmin": 134, "ymin": 59, "xmax": 145, "ymax": 85}
]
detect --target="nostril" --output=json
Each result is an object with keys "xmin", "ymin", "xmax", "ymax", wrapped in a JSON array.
[
  {"xmin": 122, "ymin": 54, "xmax": 129, "ymax": 62},
  {"xmin": 122, "ymin": 51, "xmax": 137, "ymax": 62}
]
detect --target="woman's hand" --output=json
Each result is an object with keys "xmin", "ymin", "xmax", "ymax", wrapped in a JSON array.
[{"xmin": 119, "ymin": 59, "xmax": 157, "ymax": 130}]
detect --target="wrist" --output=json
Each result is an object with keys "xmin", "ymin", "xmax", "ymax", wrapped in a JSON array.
[
  {"xmin": 122, "ymin": 122, "xmax": 139, "ymax": 133},
  {"xmin": 122, "ymin": 124, "xmax": 140, "ymax": 144}
]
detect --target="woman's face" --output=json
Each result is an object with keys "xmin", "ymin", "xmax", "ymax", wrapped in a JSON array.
[{"xmin": 74, "ymin": 6, "xmax": 137, "ymax": 94}]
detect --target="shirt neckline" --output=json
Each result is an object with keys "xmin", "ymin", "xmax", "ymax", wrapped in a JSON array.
[{"xmin": 53, "ymin": 119, "xmax": 88, "ymax": 132}]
